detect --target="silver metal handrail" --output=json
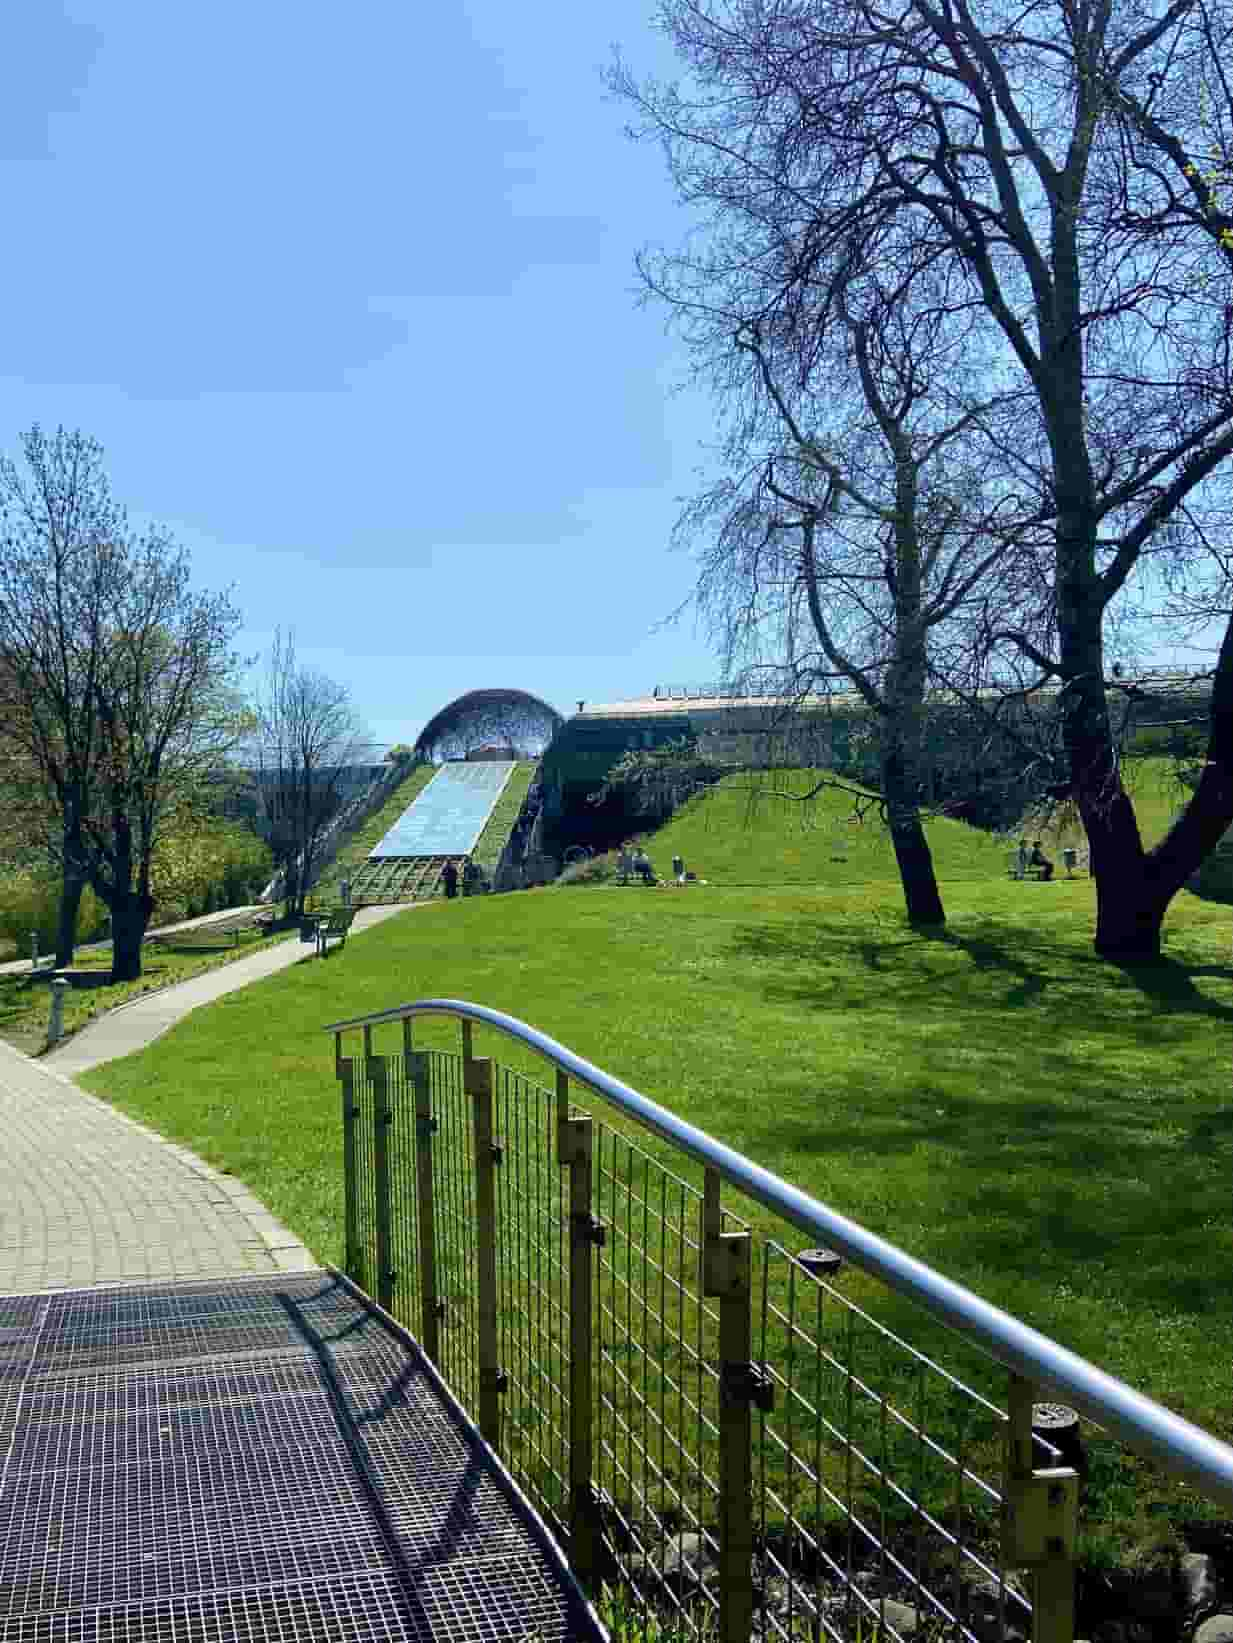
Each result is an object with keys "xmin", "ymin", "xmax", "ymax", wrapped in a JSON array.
[{"xmin": 325, "ymin": 995, "xmax": 1233, "ymax": 1513}]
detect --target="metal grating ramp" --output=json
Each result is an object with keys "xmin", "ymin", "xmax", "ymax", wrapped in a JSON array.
[{"xmin": 0, "ymin": 1272, "xmax": 603, "ymax": 1643}]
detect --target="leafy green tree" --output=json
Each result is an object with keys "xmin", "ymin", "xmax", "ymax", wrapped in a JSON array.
[{"xmin": 0, "ymin": 426, "xmax": 242, "ymax": 980}]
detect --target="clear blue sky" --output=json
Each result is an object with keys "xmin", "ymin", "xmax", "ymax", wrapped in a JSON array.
[{"xmin": 0, "ymin": 2, "xmax": 724, "ymax": 750}]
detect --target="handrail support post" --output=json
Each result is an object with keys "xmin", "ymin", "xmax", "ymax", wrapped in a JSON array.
[
  {"xmin": 337, "ymin": 1053, "xmax": 360, "ymax": 1282},
  {"xmin": 702, "ymin": 1167, "xmax": 758, "ymax": 1643},
  {"xmin": 559, "ymin": 1068, "xmax": 602, "ymax": 1592},
  {"xmin": 408, "ymin": 1041, "xmax": 439, "ymax": 1365},
  {"xmin": 369, "ymin": 1052, "xmax": 395, "ymax": 1315},
  {"xmin": 469, "ymin": 1053, "xmax": 503, "ymax": 1449},
  {"xmin": 1005, "ymin": 1374, "xmax": 1079, "ymax": 1643}
]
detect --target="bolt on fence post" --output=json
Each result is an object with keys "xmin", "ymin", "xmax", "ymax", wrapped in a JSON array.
[
  {"xmin": 557, "ymin": 1068, "xmax": 602, "ymax": 1591},
  {"xmin": 468, "ymin": 1052, "xmax": 502, "ymax": 1449},
  {"xmin": 1004, "ymin": 1374, "xmax": 1079, "ymax": 1643},
  {"xmin": 369, "ymin": 1042, "xmax": 395, "ymax": 1315},
  {"xmin": 701, "ymin": 1167, "xmax": 757, "ymax": 1643},
  {"xmin": 336, "ymin": 1035, "xmax": 361, "ymax": 1282},
  {"xmin": 407, "ymin": 1020, "xmax": 440, "ymax": 1366}
]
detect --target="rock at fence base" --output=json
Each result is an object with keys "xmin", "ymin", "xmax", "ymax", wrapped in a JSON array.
[
  {"xmin": 759, "ymin": 1577, "xmax": 795, "ymax": 1626},
  {"xmin": 966, "ymin": 1578, "xmax": 1030, "ymax": 1642},
  {"xmin": 1196, "ymin": 1617, "xmax": 1233, "ymax": 1643},
  {"xmin": 659, "ymin": 1531, "xmax": 718, "ymax": 1591},
  {"xmin": 875, "ymin": 1599, "xmax": 922, "ymax": 1637},
  {"xmin": 1182, "ymin": 1554, "xmax": 1222, "ymax": 1612}
]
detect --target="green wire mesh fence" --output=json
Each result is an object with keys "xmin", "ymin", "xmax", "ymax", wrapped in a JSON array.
[{"xmin": 330, "ymin": 1007, "xmax": 1233, "ymax": 1643}]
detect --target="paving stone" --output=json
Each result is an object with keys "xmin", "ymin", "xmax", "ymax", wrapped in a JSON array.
[{"xmin": 1, "ymin": 905, "xmax": 411, "ymax": 1294}]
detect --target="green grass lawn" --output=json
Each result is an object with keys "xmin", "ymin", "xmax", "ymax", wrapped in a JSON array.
[{"xmin": 82, "ymin": 863, "xmax": 1231, "ymax": 1536}]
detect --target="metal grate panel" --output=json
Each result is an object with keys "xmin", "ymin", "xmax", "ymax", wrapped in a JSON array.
[
  {"xmin": 0, "ymin": 1564, "xmax": 585, "ymax": 1643},
  {"xmin": 0, "ymin": 1272, "xmax": 603, "ymax": 1643}
]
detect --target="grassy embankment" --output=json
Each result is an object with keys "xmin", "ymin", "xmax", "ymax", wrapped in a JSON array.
[
  {"xmin": 472, "ymin": 760, "xmax": 535, "ymax": 879},
  {"xmin": 80, "ymin": 760, "xmax": 1231, "ymax": 1552}
]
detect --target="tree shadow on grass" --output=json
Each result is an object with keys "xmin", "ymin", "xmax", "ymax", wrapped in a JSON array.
[
  {"xmin": 723, "ymin": 915, "xmax": 1233, "ymax": 1352},
  {"xmin": 755, "ymin": 1075, "xmax": 1233, "ymax": 1341},
  {"xmin": 729, "ymin": 915, "xmax": 1233, "ymax": 1028}
]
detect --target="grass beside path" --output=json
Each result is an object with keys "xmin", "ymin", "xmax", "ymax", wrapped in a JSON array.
[
  {"xmin": 81, "ymin": 876, "xmax": 1232, "ymax": 1544},
  {"xmin": 0, "ymin": 922, "xmax": 299, "ymax": 1057}
]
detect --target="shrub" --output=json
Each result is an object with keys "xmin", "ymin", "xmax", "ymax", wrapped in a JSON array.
[
  {"xmin": 0, "ymin": 865, "xmax": 109, "ymax": 952},
  {"xmin": 151, "ymin": 822, "xmax": 273, "ymax": 922},
  {"xmin": 556, "ymin": 851, "xmax": 619, "ymax": 886}
]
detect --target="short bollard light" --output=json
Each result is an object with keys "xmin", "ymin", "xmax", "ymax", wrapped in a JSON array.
[{"xmin": 47, "ymin": 977, "xmax": 70, "ymax": 1045}]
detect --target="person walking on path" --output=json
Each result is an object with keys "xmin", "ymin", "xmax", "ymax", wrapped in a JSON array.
[{"xmin": 441, "ymin": 860, "xmax": 459, "ymax": 899}]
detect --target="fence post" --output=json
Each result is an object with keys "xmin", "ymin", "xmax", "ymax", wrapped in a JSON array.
[
  {"xmin": 468, "ymin": 1051, "xmax": 503, "ymax": 1449},
  {"xmin": 557, "ymin": 1068, "xmax": 602, "ymax": 1591},
  {"xmin": 702, "ymin": 1167, "xmax": 759, "ymax": 1643},
  {"xmin": 1004, "ymin": 1374, "xmax": 1079, "ymax": 1643},
  {"xmin": 337, "ymin": 1035, "xmax": 361, "ymax": 1282},
  {"xmin": 369, "ymin": 1044, "xmax": 395, "ymax": 1315},
  {"xmin": 406, "ymin": 1019, "xmax": 440, "ymax": 1366}
]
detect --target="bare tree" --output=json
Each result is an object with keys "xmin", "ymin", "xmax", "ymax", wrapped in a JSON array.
[
  {"xmin": 613, "ymin": 0, "xmax": 1233, "ymax": 961},
  {"xmin": 687, "ymin": 273, "xmax": 1050, "ymax": 922},
  {"xmin": 249, "ymin": 630, "xmax": 369, "ymax": 919},
  {"xmin": 0, "ymin": 425, "xmax": 243, "ymax": 979}
]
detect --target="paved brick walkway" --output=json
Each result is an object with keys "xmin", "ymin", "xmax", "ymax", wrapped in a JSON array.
[
  {"xmin": 0, "ymin": 904, "xmax": 415, "ymax": 1294},
  {"xmin": 0, "ymin": 1038, "xmax": 316, "ymax": 1293}
]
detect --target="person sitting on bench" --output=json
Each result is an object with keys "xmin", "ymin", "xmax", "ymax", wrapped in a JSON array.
[{"xmin": 1029, "ymin": 840, "xmax": 1054, "ymax": 881}]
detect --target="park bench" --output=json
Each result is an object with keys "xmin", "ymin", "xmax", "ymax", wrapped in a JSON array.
[
  {"xmin": 1007, "ymin": 847, "xmax": 1089, "ymax": 880},
  {"xmin": 315, "ymin": 907, "xmax": 357, "ymax": 957},
  {"xmin": 1007, "ymin": 852, "xmax": 1050, "ymax": 881}
]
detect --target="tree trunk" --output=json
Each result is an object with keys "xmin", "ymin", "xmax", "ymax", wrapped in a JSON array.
[
  {"xmin": 1093, "ymin": 873, "xmax": 1168, "ymax": 963},
  {"xmin": 107, "ymin": 809, "xmax": 151, "ymax": 983},
  {"xmin": 109, "ymin": 892, "xmax": 148, "ymax": 983},
  {"xmin": 55, "ymin": 871, "xmax": 85, "ymax": 969},
  {"xmin": 284, "ymin": 857, "xmax": 302, "ymax": 920},
  {"xmin": 55, "ymin": 817, "xmax": 87, "ymax": 967},
  {"xmin": 882, "ymin": 747, "xmax": 946, "ymax": 927}
]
